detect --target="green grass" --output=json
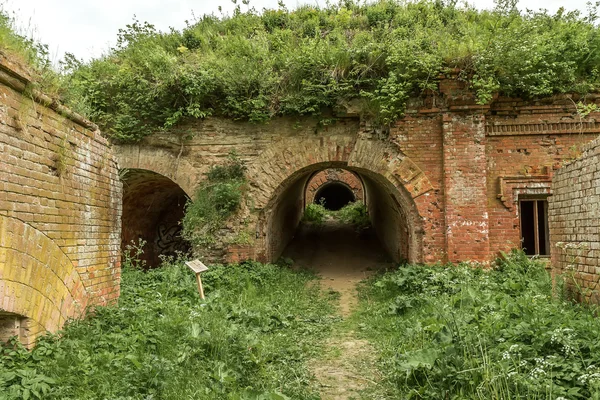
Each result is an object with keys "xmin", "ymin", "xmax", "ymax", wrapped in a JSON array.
[
  {"xmin": 0, "ymin": 259, "xmax": 336, "ymax": 400},
  {"xmin": 302, "ymin": 201, "xmax": 370, "ymax": 228},
  {"xmin": 354, "ymin": 251, "xmax": 600, "ymax": 399},
  {"xmin": 5, "ymin": 249, "xmax": 600, "ymax": 399}
]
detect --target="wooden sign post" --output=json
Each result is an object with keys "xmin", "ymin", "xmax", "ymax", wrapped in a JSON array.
[{"xmin": 185, "ymin": 259, "xmax": 209, "ymax": 300}]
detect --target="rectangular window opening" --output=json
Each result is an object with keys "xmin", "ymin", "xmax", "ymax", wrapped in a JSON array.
[{"xmin": 519, "ymin": 199, "xmax": 549, "ymax": 256}]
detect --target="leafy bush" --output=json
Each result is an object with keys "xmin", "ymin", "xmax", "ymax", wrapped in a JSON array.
[
  {"xmin": 336, "ymin": 201, "xmax": 370, "ymax": 228},
  {"xmin": 182, "ymin": 152, "xmax": 247, "ymax": 246},
  {"xmin": 356, "ymin": 250, "xmax": 600, "ymax": 399},
  {"xmin": 0, "ymin": 258, "xmax": 335, "ymax": 399},
  {"xmin": 58, "ymin": 0, "xmax": 600, "ymax": 142},
  {"xmin": 302, "ymin": 202, "xmax": 328, "ymax": 224}
]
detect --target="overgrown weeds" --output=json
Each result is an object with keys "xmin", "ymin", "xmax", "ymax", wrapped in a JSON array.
[
  {"xmin": 302, "ymin": 201, "xmax": 369, "ymax": 228},
  {"xmin": 0, "ymin": 255, "xmax": 335, "ymax": 399},
  {"xmin": 182, "ymin": 152, "xmax": 247, "ymax": 247},
  {"xmin": 336, "ymin": 201, "xmax": 370, "ymax": 228},
  {"xmin": 302, "ymin": 202, "xmax": 328, "ymax": 225},
  {"xmin": 3, "ymin": 2, "xmax": 600, "ymax": 143},
  {"xmin": 55, "ymin": 0, "xmax": 600, "ymax": 142},
  {"xmin": 355, "ymin": 251, "xmax": 600, "ymax": 399}
]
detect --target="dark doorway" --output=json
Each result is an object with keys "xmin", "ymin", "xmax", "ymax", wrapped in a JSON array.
[
  {"xmin": 519, "ymin": 199, "xmax": 549, "ymax": 256},
  {"xmin": 120, "ymin": 169, "xmax": 191, "ymax": 267},
  {"xmin": 314, "ymin": 182, "xmax": 355, "ymax": 211}
]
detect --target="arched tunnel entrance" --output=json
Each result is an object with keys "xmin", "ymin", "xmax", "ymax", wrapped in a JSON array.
[
  {"xmin": 314, "ymin": 182, "xmax": 356, "ymax": 211},
  {"xmin": 260, "ymin": 162, "xmax": 421, "ymax": 312},
  {"xmin": 120, "ymin": 169, "xmax": 191, "ymax": 267},
  {"xmin": 262, "ymin": 162, "xmax": 421, "ymax": 265}
]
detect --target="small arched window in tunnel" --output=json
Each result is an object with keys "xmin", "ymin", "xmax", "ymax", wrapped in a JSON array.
[
  {"xmin": 120, "ymin": 169, "xmax": 191, "ymax": 268},
  {"xmin": 314, "ymin": 182, "xmax": 356, "ymax": 211}
]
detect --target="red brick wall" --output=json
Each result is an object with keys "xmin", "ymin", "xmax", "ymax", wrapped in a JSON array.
[
  {"xmin": 485, "ymin": 98, "xmax": 600, "ymax": 259},
  {"xmin": 114, "ymin": 83, "xmax": 600, "ymax": 267},
  {"xmin": 0, "ymin": 57, "xmax": 122, "ymax": 346},
  {"xmin": 389, "ymin": 115, "xmax": 445, "ymax": 263},
  {"xmin": 442, "ymin": 113, "xmax": 490, "ymax": 263}
]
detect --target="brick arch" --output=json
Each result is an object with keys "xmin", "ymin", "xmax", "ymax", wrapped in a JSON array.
[
  {"xmin": 247, "ymin": 134, "xmax": 433, "ymax": 207},
  {"xmin": 247, "ymin": 134, "xmax": 434, "ymax": 263},
  {"xmin": 305, "ymin": 168, "xmax": 365, "ymax": 205},
  {"xmin": 0, "ymin": 216, "xmax": 89, "ymax": 347},
  {"xmin": 120, "ymin": 169, "xmax": 190, "ymax": 267},
  {"xmin": 114, "ymin": 143, "xmax": 194, "ymax": 198}
]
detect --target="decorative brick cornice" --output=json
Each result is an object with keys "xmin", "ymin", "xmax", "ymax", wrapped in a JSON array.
[
  {"xmin": 486, "ymin": 120, "xmax": 600, "ymax": 136},
  {"xmin": 497, "ymin": 174, "xmax": 553, "ymax": 211}
]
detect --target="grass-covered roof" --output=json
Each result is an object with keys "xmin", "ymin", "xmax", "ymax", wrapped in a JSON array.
[{"xmin": 3, "ymin": 1, "xmax": 600, "ymax": 142}]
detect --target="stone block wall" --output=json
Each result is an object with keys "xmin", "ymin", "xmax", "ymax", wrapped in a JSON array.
[
  {"xmin": 0, "ymin": 55, "xmax": 122, "ymax": 346},
  {"xmin": 549, "ymin": 136, "xmax": 600, "ymax": 302}
]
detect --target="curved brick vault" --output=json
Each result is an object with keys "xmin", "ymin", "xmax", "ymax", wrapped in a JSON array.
[
  {"xmin": 305, "ymin": 168, "xmax": 364, "ymax": 207},
  {"xmin": 248, "ymin": 133, "xmax": 431, "ymax": 263},
  {"xmin": 0, "ymin": 216, "xmax": 88, "ymax": 347}
]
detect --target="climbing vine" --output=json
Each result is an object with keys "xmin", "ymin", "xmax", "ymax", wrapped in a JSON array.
[{"xmin": 181, "ymin": 152, "xmax": 247, "ymax": 246}]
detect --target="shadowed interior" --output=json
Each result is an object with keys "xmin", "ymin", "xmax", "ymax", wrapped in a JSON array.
[
  {"xmin": 263, "ymin": 163, "xmax": 420, "ymax": 263},
  {"xmin": 121, "ymin": 169, "xmax": 190, "ymax": 267},
  {"xmin": 314, "ymin": 182, "xmax": 356, "ymax": 210}
]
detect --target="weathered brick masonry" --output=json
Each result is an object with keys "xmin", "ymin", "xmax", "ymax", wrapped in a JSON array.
[
  {"xmin": 305, "ymin": 168, "xmax": 364, "ymax": 205},
  {"xmin": 1, "ymin": 53, "xmax": 599, "ymax": 344},
  {"xmin": 0, "ymin": 55, "xmax": 122, "ymax": 347},
  {"xmin": 549, "ymin": 136, "xmax": 600, "ymax": 303},
  {"xmin": 115, "ymin": 81, "xmax": 600, "ymax": 267}
]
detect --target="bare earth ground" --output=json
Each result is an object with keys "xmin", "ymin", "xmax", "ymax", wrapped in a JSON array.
[{"xmin": 283, "ymin": 220, "xmax": 392, "ymax": 399}]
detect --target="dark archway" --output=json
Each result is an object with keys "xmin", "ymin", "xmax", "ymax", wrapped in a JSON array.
[
  {"xmin": 120, "ymin": 169, "xmax": 190, "ymax": 267},
  {"xmin": 314, "ymin": 182, "xmax": 356, "ymax": 210},
  {"xmin": 261, "ymin": 162, "xmax": 420, "ymax": 263}
]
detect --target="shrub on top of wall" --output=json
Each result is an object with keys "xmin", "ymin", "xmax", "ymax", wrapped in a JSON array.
[
  {"xmin": 182, "ymin": 152, "xmax": 247, "ymax": 246},
  {"xmin": 56, "ymin": 0, "xmax": 600, "ymax": 142}
]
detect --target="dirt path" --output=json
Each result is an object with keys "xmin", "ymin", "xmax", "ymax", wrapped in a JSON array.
[
  {"xmin": 283, "ymin": 220, "xmax": 391, "ymax": 399},
  {"xmin": 283, "ymin": 220, "xmax": 391, "ymax": 315}
]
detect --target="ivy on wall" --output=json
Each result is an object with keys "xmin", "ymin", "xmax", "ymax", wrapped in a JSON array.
[{"xmin": 181, "ymin": 152, "xmax": 247, "ymax": 247}]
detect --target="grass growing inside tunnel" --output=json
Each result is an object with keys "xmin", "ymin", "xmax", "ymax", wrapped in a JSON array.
[
  {"xmin": 0, "ymin": 258, "xmax": 337, "ymax": 399},
  {"xmin": 353, "ymin": 251, "xmax": 600, "ymax": 399},
  {"xmin": 302, "ymin": 201, "xmax": 369, "ymax": 228}
]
